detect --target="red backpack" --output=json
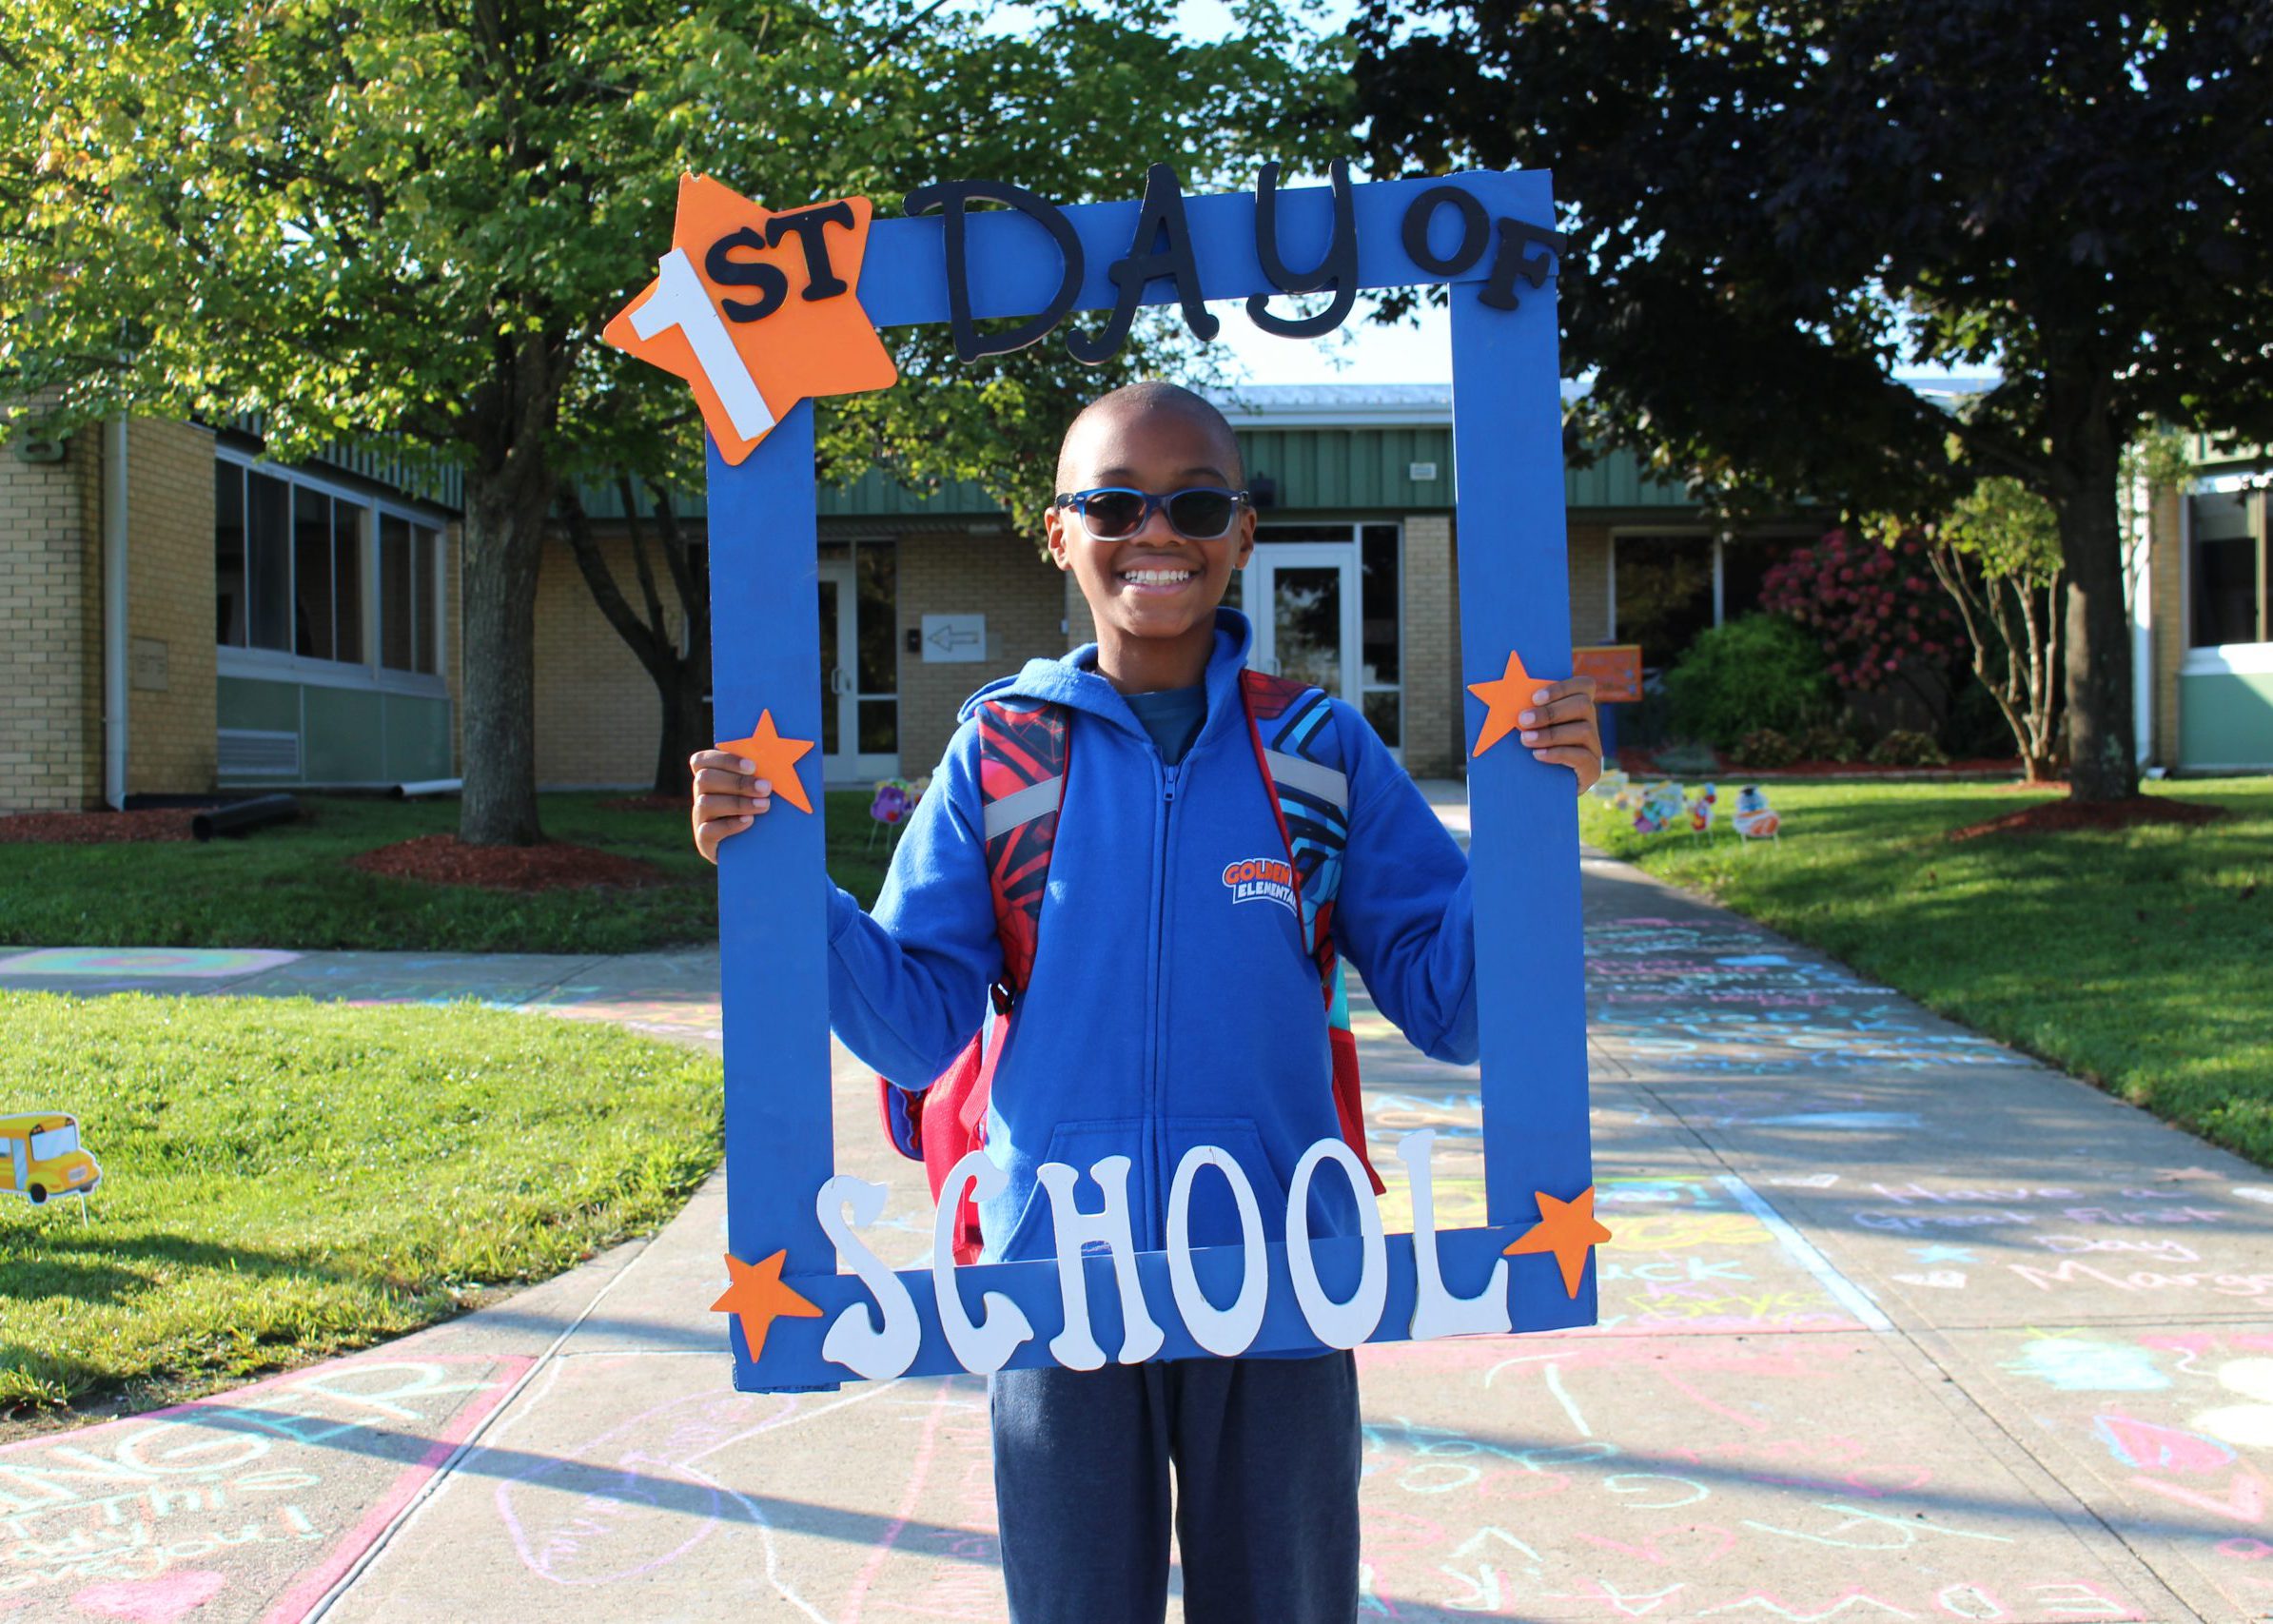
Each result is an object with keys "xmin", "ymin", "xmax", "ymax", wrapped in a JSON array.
[{"xmin": 878, "ymin": 669, "xmax": 1381, "ymax": 1263}]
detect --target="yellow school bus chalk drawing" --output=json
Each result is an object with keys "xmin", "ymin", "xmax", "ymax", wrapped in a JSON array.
[{"xmin": 2, "ymin": 1112, "xmax": 102, "ymax": 1215}]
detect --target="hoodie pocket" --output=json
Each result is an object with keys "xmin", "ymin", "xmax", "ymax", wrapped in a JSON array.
[
  {"xmin": 1164, "ymin": 1118, "xmax": 1285, "ymax": 1249},
  {"xmin": 993, "ymin": 1117, "xmax": 1147, "ymax": 1262}
]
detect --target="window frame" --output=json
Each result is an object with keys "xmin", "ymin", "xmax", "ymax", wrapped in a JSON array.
[{"xmin": 214, "ymin": 448, "xmax": 451, "ymax": 698}]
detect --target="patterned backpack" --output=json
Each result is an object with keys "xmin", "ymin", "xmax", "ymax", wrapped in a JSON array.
[{"xmin": 878, "ymin": 670, "xmax": 1381, "ymax": 1263}]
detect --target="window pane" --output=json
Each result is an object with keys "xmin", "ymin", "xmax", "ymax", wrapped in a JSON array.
[
  {"xmin": 214, "ymin": 463, "xmax": 246, "ymax": 646},
  {"xmin": 379, "ymin": 514, "xmax": 414, "ymax": 671},
  {"xmin": 858, "ymin": 697, "xmax": 899, "ymax": 755},
  {"xmin": 1362, "ymin": 689, "xmax": 1401, "ymax": 748},
  {"xmin": 1614, "ymin": 534, "xmax": 1715, "ymax": 672},
  {"xmin": 413, "ymin": 526, "xmax": 438, "ymax": 674},
  {"xmin": 854, "ymin": 542, "xmax": 896, "ymax": 695},
  {"xmin": 334, "ymin": 500, "xmax": 365, "ymax": 663},
  {"xmin": 293, "ymin": 486, "xmax": 334, "ymax": 659},
  {"xmin": 1717, "ymin": 536, "xmax": 1805, "ymax": 622},
  {"xmin": 1361, "ymin": 524, "xmax": 1400, "ymax": 686},
  {"xmin": 246, "ymin": 472, "xmax": 293, "ymax": 652},
  {"xmin": 1273, "ymin": 565, "xmax": 1344, "ymax": 695},
  {"xmin": 2193, "ymin": 536, "xmax": 2263, "ymax": 647},
  {"xmin": 818, "ymin": 578, "xmax": 841, "ymax": 751}
]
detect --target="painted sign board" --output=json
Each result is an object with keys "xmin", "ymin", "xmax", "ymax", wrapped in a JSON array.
[
  {"xmin": 1574, "ymin": 644, "xmax": 1644, "ymax": 704},
  {"xmin": 607, "ymin": 162, "xmax": 1599, "ymax": 1392},
  {"xmin": 920, "ymin": 614, "xmax": 987, "ymax": 663}
]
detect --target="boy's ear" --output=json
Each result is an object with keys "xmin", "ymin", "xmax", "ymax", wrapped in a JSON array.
[{"xmin": 1043, "ymin": 505, "xmax": 1069, "ymax": 570}]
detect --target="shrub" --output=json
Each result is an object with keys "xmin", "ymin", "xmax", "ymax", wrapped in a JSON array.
[
  {"xmin": 1793, "ymin": 721, "xmax": 1864, "ymax": 762},
  {"xmin": 1761, "ymin": 527, "xmax": 1968, "ymax": 695},
  {"xmin": 1734, "ymin": 728, "xmax": 1801, "ymax": 768},
  {"xmin": 1867, "ymin": 729, "xmax": 1950, "ymax": 767},
  {"xmin": 1662, "ymin": 614, "xmax": 1835, "ymax": 751}
]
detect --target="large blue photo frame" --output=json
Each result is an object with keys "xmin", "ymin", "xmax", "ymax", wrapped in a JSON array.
[{"xmin": 696, "ymin": 166, "xmax": 1595, "ymax": 1392}]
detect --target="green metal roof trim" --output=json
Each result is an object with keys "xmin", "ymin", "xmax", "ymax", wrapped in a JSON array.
[
  {"xmin": 570, "ymin": 431, "xmax": 1695, "ymax": 523},
  {"xmin": 216, "ymin": 414, "xmax": 465, "ymax": 510}
]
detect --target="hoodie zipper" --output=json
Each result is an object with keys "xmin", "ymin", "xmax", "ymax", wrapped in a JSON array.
[{"xmin": 1146, "ymin": 756, "xmax": 1181, "ymax": 1237}]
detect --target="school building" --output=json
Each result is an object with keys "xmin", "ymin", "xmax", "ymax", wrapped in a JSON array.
[{"xmin": 4, "ymin": 385, "xmax": 2266, "ymax": 813}]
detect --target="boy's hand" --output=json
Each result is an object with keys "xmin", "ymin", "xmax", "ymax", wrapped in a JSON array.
[
  {"xmin": 1519, "ymin": 675, "xmax": 1604, "ymax": 793},
  {"xmin": 689, "ymin": 749, "xmax": 774, "ymax": 865}
]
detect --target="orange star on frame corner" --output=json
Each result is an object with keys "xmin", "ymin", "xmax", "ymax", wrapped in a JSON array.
[
  {"xmin": 712, "ymin": 1248, "xmax": 822, "ymax": 1362},
  {"xmin": 1467, "ymin": 649, "xmax": 1547, "ymax": 758},
  {"xmin": 716, "ymin": 709, "xmax": 814, "ymax": 813},
  {"xmin": 602, "ymin": 173, "xmax": 897, "ymax": 464},
  {"xmin": 1502, "ymin": 1185, "xmax": 1613, "ymax": 1298}
]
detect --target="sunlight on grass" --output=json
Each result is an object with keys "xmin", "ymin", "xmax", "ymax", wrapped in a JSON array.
[
  {"xmin": 0, "ymin": 992, "xmax": 722, "ymax": 1414},
  {"xmin": 1581, "ymin": 777, "xmax": 2273, "ymax": 1165}
]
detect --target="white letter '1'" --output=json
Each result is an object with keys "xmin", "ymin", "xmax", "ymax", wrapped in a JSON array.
[
  {"xmin": 1166, "ymin": 1145, "xmax": 1268, "ymax": 1356},
  {"xmin": 932, "ymin": 1149, "xmax": 1035, "ymax": 1374},
  {"xmin": 629, "ymin": 248, "xmax": 778, "ymax": 442},
  {"xmin": 817, "ymin": 1175, "xmax": 920, "ymax": 1380},
  {"xmin": 1037, "ymin": 1156, "xmax": 1166, "ymax": 1370},
  {"xmin": 1286, "ymin": 1137, "xmax": 1388, "ymax": 1348},
  {"xmin": 1400, "ymin": 1129, "xmax": 1511, "ymax": 1340}
]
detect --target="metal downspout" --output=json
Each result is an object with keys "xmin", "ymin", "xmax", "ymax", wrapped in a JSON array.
[{"xmin": 103, "ymin": 417, "xmax": 129, "ymax": 810}]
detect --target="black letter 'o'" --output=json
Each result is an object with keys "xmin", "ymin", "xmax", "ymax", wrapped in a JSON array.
[{"xmin": 1401, "ymin": 186, "xmax": 1491, "ymax": 278}]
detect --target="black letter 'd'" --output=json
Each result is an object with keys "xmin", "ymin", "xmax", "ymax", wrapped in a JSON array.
[
  {"xmin": 1247, "ymin": 159, "xmax": 1357, "ymax": 340},
  {"xmin": 705, "ymin": 227, "xmax": 789, "ymax": 323},
  {"xmin": 1068, "ymin": 163, "xmax": 1220, "ymax": 365},
  {"xmin": 904, "ymin": 181, "xmax": 1086, "ymax": 362}
]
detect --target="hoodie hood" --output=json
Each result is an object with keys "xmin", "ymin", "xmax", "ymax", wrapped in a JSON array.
[{"xmin": 957, "ymin": 607, "xmax": 1256, "ymax": 745}]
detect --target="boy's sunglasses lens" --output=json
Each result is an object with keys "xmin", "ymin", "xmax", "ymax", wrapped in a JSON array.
[
  {"xmin": 1082, "ymin": 491, "xmax": 1146, "ymax": 537},
  {"xmin": 1166, "ymin": 491, "xmax": 1235, "ymax": 538}
]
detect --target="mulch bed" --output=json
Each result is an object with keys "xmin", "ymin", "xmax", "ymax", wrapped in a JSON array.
[
  {"xmin": 348, "ymin": 834, "xmax": 669, "ymax": 891},
  {"xmin": 0, "ymin": 808, "xmax": 199, "ymax": 844},
  {"xmin": 1949, "ymin": 796, "xmax": 2227, "ymax": 842}
]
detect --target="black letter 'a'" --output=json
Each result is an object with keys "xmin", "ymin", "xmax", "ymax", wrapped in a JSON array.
[
  {"xmin": 1247, "ymin": 158, "xmax": 1357, "ymax": 339},
  {"xmin": 1068, "ymin": 163, "xmax": 1220, "ymax": 365},
  {"xmin": 705, "ymin": 227, "xmax": 789, "ymax": 323},
  {"xmin": 904, "ymin": 180, "xmax": 1085, "ymax": 362}
]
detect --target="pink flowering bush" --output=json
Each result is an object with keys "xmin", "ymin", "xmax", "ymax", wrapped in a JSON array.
[{"xmin": 1760, "ymin": 528, "xmax": 1969, "ymax": 697}]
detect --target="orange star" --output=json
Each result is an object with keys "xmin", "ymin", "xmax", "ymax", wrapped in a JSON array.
[
  {"xmin": 711, "ymin": 1249, "xmax": 822, "ymax": 1362},
  {"xmin": 603, "ymin": 174, "xmax": 898, "ymax": 463},
  {"xmin": 1503, "ymin": 1185, "xmax": 1613, "ymax": 1298},
  {"xmin": 716, "ymin": 709, "xmax": 814, "ymax": 813},
  {"xmin": 1467, "ymin": 649, "xmax": 1544, "ymax": 758}
]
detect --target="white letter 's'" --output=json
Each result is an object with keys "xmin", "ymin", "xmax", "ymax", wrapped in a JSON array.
[{"xmin": 817, "ymin": 1175, "xmax": 920, "ymax": 1380}]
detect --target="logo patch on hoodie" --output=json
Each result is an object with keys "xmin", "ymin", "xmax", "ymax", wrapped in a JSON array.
[{"xmin": 1222, "ymin": 857, "xmax": 1297, "ymax": 915}]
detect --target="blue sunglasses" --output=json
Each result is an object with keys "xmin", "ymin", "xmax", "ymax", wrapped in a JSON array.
[{"xmin": 1052, "ymin": 486, "xmax": 1250, "ymax": 541}]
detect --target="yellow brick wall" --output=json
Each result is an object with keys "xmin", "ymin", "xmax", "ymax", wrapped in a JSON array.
[
  {"xmin": 124, "ymin": 418, "xmax": 218, "ymax": 795},
  {"xmin": 1402, "ymin": 513, "xmax": 1460, "ymax": 777},
  {"xmin": 0, "ymin": 422, "xmax": 105, "ymax": 812},
  {"xmin": 1567, "ymin": 522, "xmax": 1614, "ymax": 645},
  {"xmin": 896, "ymin": 530, "xmax": 1068, "ymax": 775},
  {"xmin": 2148, "ymin": 484, "xmax": 2185, "ymax": 768},
  {"xmin": 533, "ymin": 528, "xmax": 693, "ymax": 788}
]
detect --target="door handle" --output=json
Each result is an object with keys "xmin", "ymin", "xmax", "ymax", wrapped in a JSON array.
[{"xmin": 832, "ymin": 667, "xmax": 854, "ymax": 696}]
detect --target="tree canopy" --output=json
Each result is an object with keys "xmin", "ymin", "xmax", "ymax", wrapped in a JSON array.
[
  {"xmin": 4, "ymin": 0, "xmax": 1342, "ymax": 837},
  {"xmin": 1353, "ymin": 0, "xmax": 2273, "ymax": 799}
]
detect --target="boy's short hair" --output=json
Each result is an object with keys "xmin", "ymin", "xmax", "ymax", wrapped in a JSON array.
[{"xmin": 1055, "ymin": 381, "xmax": 1245, "ymax": 494}]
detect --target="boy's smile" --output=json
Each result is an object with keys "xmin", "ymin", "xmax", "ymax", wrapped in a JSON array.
[{"xmin": 1046, "ymin": 396, "xmax": 1257, "ymax": 695}]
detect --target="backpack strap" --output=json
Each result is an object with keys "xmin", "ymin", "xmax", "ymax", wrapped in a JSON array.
[
  {"xmin": 1238, "ymin": 671, "xmax": 1382, "ymax": 1196},
  {"xmin": 975, "ymin": 697, "xmax": 1069, "ymax": 998}
]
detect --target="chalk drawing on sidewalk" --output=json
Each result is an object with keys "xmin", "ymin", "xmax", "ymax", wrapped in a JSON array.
[
  {"xmin": 0, "ymin": 1355, "xmax": 525, "ymax": 1619},
  {"xmin": 0, "ymin": 948, "xmax": 301, "ymax": 979}
]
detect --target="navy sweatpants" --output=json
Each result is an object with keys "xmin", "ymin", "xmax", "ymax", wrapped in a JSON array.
[{"xmin": 989, "ymin": 1351, "xmax": 1361, "ymax": 1623}]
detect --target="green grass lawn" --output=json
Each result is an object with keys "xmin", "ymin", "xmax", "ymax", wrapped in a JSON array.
[
  {"xmin": 0, "ymin": 991, "xmax": 723, "ymax": 1417},
  {"xmin": 1581, "ymin": 776, "xmax": 2273, "ymax": 1164},
  {"xmin": 0, "ymin": 790, "xmax": 893, "ymax": 953}
]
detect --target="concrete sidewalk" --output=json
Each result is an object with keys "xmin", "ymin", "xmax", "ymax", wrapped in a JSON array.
[{"xmin": 7, "ymin": 855, "xmax": 2273, "ymax": 1621}]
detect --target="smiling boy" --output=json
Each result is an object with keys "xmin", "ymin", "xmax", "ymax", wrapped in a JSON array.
[{"xmin": 692, "ymin": 381, "xmax": 1598, "ymax": 1621}]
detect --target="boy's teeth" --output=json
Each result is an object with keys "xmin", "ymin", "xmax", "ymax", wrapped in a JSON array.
[{"xmin": 1123, "ymin": 569, "xmax": 1193, "ymax": 583}]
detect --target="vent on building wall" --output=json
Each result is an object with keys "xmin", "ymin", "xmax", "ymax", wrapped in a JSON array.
[{"xmin": 218, "ymin": 729, "xmax": 302, "ymax": 778}]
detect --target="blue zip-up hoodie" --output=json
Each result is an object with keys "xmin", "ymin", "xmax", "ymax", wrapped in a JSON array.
[{"xmin": 826, "ymin": 609, "xmax": 1478, "ymax": 1263}]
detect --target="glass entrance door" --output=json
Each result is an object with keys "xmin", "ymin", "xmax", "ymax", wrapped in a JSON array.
[
  {"xmin": 1247, "ymin": 544, "xmax": 1361, "ymax": 701},
  {"xmin": 817, "ymin": 555, "xmax": 900, "ymax": 780}
]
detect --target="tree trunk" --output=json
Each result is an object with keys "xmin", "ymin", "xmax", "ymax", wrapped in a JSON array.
[
  {"xmin": 654, "ymin": 671, "xmax": 714, "ymax": 798},
  {"xmin": 459, "ymin": 463, "xmax": 555, "ymax": 846},
  {"xmin": 2051, "ymin": 414, "xmax": 2138, "ymax": 803}
]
